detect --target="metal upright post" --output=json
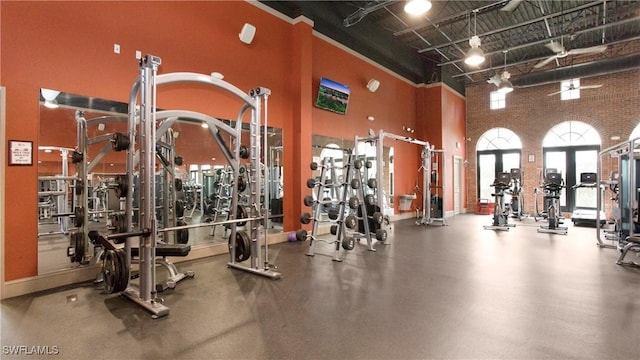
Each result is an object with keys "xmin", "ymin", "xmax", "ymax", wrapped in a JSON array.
[{"xmin": 123, "ymin": 54, "xmax": 169, "ymax": 317}]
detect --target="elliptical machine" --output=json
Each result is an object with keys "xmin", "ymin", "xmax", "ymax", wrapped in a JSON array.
[
  {"xmin": 537, "ymin": 171, "xmax": 568, "ymax": 235},
  {"xmin": 484, "ymin": 172, "xmax": 516, "ymax": 231},
  {"xmin": 507, "ymin": 168, "xmax": 526, "ymax": 220}
]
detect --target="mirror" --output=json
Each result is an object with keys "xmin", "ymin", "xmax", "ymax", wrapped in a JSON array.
[
  {"xmin": 310, "ymin": 134, "xmax": 394, "ymax": 230},
  {"xmin": 38, "ymin": 89, "xmax": 283, "ymax": 275}
]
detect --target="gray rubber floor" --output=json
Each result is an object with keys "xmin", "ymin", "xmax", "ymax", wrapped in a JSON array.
[{"xmin": 2, "ymin": 214, "xmax": 639, "ymax": 359}]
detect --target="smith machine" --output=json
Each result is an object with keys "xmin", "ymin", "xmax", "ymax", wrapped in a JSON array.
[
  {"xmin": 88, "ymin": 54, "xmax": 281, "ymax": 317},
  {"xmin": 597, "ymin": 138, "xmax": 640, "ymax": 266}
]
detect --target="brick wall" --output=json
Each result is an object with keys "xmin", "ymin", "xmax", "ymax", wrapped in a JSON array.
[{"xmin": 465, "ymin": 69, "xmax": 640, "ymax": 215}]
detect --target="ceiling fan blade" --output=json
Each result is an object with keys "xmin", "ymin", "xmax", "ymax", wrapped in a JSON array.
[
  {"xmin": 534, "ymin": 55, "xmax": 558, "ymax": 69},
  {"xmin": 567, "ymin": 45, "xmax": 607, "ymax": 55},
  {"xmin": 545, "ymin": 41, "xmax": 565, "ymax": 53},
  {"xmin": 500, "ymin": 0, "xmax": 524, "ymax": 12},
  {"xmin": 547, "ymin": 89, "xmax": 565, "ymax": 96},
  {"xmin": 579, "ymin": 84, "xmax": 603, "ymax": 90}
]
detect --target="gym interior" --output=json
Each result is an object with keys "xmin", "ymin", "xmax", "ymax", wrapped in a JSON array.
[{"xmin": 1, "ymin": 1, "xmax": 639, "ymax": 359}]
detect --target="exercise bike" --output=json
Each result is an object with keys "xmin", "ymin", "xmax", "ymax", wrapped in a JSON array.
[
  {"xmin": 484, "ymin": 172, "xmax": 516, "ymax": 231},
  {"xmin": 537, "ymin": 171, "xmax": 568, "ymax": 235}
]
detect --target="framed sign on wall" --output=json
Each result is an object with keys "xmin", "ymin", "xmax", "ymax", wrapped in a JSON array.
[{"xmin": 9, "ymin": 140, "xmax": 33, "ymax": 166}]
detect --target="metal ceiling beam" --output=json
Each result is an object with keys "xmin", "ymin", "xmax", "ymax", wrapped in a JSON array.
[
  {"xmin": 440, "ymin": 16, "xmax": 640, "ymax": 67},
  {"xmin": 393, "ymin": 0, "xmax": 507, "ymax": 36},
  {"xmin": 417, "ymin": 1, "xmax": 602, "ymax": 53},
  {"xmin": 344, "ymin": 1, "xmax": 393, "ymax": 27},
  {"xmin": 451, "ymin": 34, "xmax": 640, "ymax": 78},
  {"xmin": 383, "ymin": 6, "xmax": 473, "ymax": 81},
  {"xmin": 511, "ymin": 52, "xmax": 640, "ymax": 88}
]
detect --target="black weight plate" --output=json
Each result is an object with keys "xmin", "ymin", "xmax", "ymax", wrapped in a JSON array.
[
  {"xmin": 353, "ymin": 159, "xmax": 362, "ymax": 169},
  {"xmin": 350, "ymin": 178, "xmax": 360, "ymax": 190},
  {"xmin": 345, "ymin": 215, "xmax": 357, "ymax": 229},
  {"xmin": 74, "ymin": 232, "xmax": 85, "ymax": 263},
  {"xmin": 328, "ymin": 209, "xmax": 339, "ymax": 220},
  {"xmin": 303, "ymin": 195, "xmax": 314, "ymax": 207},
  {"xmin": 175, "ymin": 200, "xmax": 185, "ymax": 218},
  {"xmin": 176, "ymin": 220, "xmax": 189, "ymax": 244},
  {"xmin": 306, "ymin": 178, "xmax": 316, "ymax": 189},
  {"xmin": 376, "ymin": 229, "xmax": 388, "ymax": 242},
  {"xmin": 115, "ymin": 248, "xmax": 129, "ymax": 293},
  {"xmin": 239, "ymin": 145, "xmax": 250, "ymax": 159},
  {"xmin": 330, "ymin": 224, "xmax": 338, "ymax": 235},
  {"xmin": 73, "ymin": 206, "xmax": 84, "ymax": 228},
  {"xmin": 372, "ymin": 212, "xmax": 383, "ymax": 224},
  {"xmin": 365, "ymin": 194, "xmax": 376, "ymax": 206},
  {"xmin": 103, "ymin": 250, "xmax": 117, "ymax": 294},
  {"xmin": 367, "ymin": 178, "xmax": 377, "ymax": 189},
  {"xmin": 174, "ymin": 178, "xmax": 183, "ymax": 192},
  {"xmin": 310, "ymin": 162, "xmax": 318, "ymax": 170},
  {"xmin": 342, "ymin": 237, "xmax": 355, "ymax": 251},
  {"xmin": 115, "ymin": 175, "xmax": 129, "ymax": 197},
  {"xmin": 348, "ymin": 196, "xmax": 360, "ymax": 209},
  {"xmin": 296, "ymin": 229, "xmax": 308, "ymax": 242},
  {"xmin": 237, "ymin": 176, "xmax": 247, "ymax": 192},
  {"xmin": 365, "ymin": 160, "xmax": 373, "ymax": 169},
  {"xmin": 240, "ymin": 231, "xmax": 252, "ymax": 262},
  {"xmin": 300, "ymin": 212, "xmax": 312, "ymax": 224},
  {"xmin": 174, "ymin": 156, "xmax": 183, "ymax": 166}
]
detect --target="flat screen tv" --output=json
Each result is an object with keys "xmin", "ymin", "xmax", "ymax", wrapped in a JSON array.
[{"xmin": 315, "ymin": 77, "xmax": 350, "ymax": 115}]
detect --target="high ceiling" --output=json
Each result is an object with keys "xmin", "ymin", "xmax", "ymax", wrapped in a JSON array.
[{"xmin": 261, "ymin": 0, "xmax": 640, "ymax": 92}]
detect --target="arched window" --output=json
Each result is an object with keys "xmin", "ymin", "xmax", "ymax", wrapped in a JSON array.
[
  {"xmin": 476, "ymin": 128, "xmax": 522, "ymax": 200},
  {"xmin": 542, "ymin": 121, "xmax": 601, "ymax": 212},
  {"xmin": 629, "ymin": 123, "xmax": 640, "ymax": 140},
  {"xmin": 543, "ymin": 121, "xmax": 601, "ymax": 147}
]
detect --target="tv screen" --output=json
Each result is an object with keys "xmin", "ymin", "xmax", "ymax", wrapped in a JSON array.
[{"xmin": 315, "ymin": 77, "xmax": 350, "ymax": 115}]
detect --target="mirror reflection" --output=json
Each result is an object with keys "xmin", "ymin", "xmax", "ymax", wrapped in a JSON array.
[
  {"xmin": 38, "ymin": 89, "xmax": 283, "ymax": 275},
  {"xmin": 311, "ymin": 134, "xmax": 394, "ymax": 229}
]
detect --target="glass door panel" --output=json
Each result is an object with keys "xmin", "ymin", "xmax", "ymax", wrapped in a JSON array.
[
  {"xmin": 478, "ymin": 154, "xmax": 496, "ymax": 200},
  {"xmin": 545, "ymin": 151, "xmax": 567, "ymax": 207}
]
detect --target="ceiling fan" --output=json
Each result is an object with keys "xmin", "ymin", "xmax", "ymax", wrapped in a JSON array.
[
  {"xmin": 547, "ymin": 81, "xmax": 603, "ymax": 96},
  {"xmin": 534, "ymin": 40, "xmax": 607, "ymax": 69}
]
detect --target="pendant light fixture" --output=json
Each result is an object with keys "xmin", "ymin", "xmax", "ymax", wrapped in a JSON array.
[
  {"xmin": 404, "ymin": 0, "xmax": 432, "ymax": 16},
  {"xmin": 464, "ymin": 10, "xmax": 485, "ymax": 66},
  {"xmin": 498, "ymin": 51, "xmax": 514, "ymax": 93}
]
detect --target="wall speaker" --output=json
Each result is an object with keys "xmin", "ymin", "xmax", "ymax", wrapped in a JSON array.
[
  {"xmin": 367, "ymin": 79, "xmax": 380, "ymax": 92},
  {"xmin": 239, "ymin": 23, "xmax": 256, "ymax": 45}
]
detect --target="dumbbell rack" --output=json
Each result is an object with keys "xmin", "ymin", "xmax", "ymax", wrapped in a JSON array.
[
  {"xmin": 344, "ymin": 155, "xmax": 378, "ymax": 252},
  {"xmin": 304, "ymin": 157, "xmax": 351, "ymax": 261},
  {"xmin": 209, "ymin": 167, "xmax": 233, "ymax": 235}
]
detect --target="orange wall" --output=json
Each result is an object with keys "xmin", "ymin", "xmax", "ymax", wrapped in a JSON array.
[
  {"xmin": 1, "ymin": 1, "xmax": 293, "ymax": 280},
  {"xmin": 1, "ymin": 2, "xmax": 466, "ymax": 282},
  {"xmin": 311, "ymin": 37, "xmax": 421, "ymax": 199}
]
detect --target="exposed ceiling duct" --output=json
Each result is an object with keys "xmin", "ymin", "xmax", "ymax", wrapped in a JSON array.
[{"xmin": 512, "ymin": 53, "xmax": 640, "ymax": 88}]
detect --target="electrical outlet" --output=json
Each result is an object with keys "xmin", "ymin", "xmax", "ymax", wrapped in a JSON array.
[
  {"xmin": 135, "ymin": 50, "xmax": 142, "ymax": 59},
  {"xmin": 113, "ymin": 44, "xmax": 120, "ymax": 54}
]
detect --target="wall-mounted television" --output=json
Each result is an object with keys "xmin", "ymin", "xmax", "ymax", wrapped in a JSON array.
[{"xmin": 315, "ymin": 77, "xmax": 350, "ymax": 115}]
